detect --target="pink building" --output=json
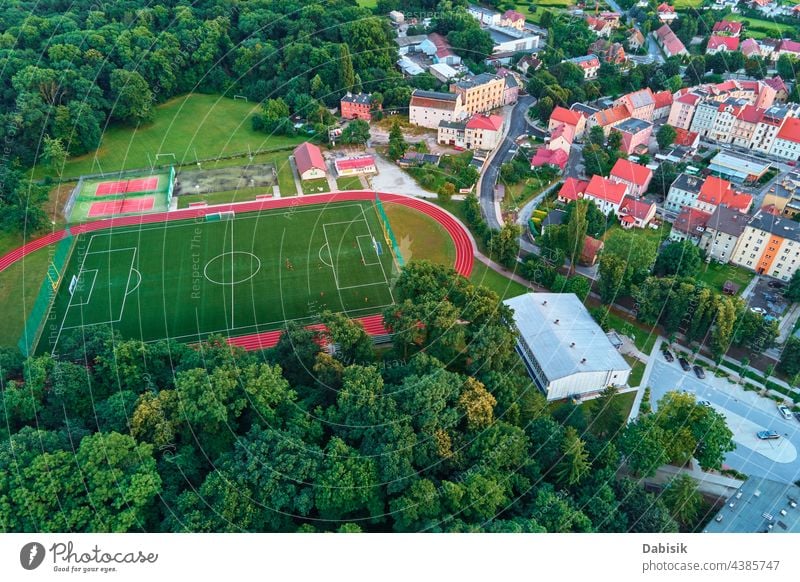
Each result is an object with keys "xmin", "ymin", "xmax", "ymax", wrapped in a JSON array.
[
  {"xmin": 609, "ymin": 158, "xmax": 653, "ymax": 198},
  {"xmin": 613, "ymin": 118, "xmax": 653, "ymax": 155}
]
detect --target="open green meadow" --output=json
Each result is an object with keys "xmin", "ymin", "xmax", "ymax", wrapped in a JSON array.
[
  {"xmin": 36, "ymin": 201, "xmax": 397, "ymax": 353},
  {"xmin": 43, "ymin": 94, "xmax": 305, "ymax": 180},
  {"xmin": 728, "ymin": 14, "xmax": 798, "ymax": 38}
]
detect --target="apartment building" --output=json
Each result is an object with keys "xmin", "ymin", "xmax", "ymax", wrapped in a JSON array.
[
  {"xmin": 770, "ymin": 117, "xmax": 800, "ymax": 161},
  {"xmin": 700, "ymin": 205, "xmax": 751, "ymax": 263},
  {"xmin": 665, "ymin": 173, "xmax": 704, "ymax": 214},
  {"xmin": 583, "ymin": 175, "xmax": 628, "ymax": 215},
  {"xmin": 731, "ymin": 211, "xmax": 800, "ymax": 280},
  {"xmin": 762, "ymin": 171, "xmax": 800, "ymax": 217},
  {"xmin": 450, "ymin": 73, "xmax": 506, "ymax": 115},
  {"xmin": 409, "ymin": 90, "xmax": 466, "ymax": 129}
]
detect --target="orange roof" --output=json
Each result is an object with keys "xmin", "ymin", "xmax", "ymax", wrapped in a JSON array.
[
  {"xmin": 593, "ymin": 105, "xmax": 630, "ymax": 127},
  {"xmin": 610, "ymin": 158, "xmax": 652, "ymax": 187},
  {"xmin": 585, "ymin": 175, "xmax": 627, "ymax": 206},
  {"xmin": 777, "ymin": 117, "xmax": 800, "ymax": 144},
  {"xmin": 466, "ymin": 113, "xmax": 503, "ymax": 131},
  {"xmin": 653, "ymin": 90, "xmax": 673, "ymax": 109},
  {"xmin": 550, "ymin": 106, "xmax": 582, "ymax": 127},
  {"xmin": 558, "ymin": 177, "xmax": 589, "ymax": 201},
  {"xmin": 725, "ymin": 192, "xmax": 753, "ymax": 212},
  {"xmin": 619, "ymin": 196, "xmax": 655, "ymax": 221},
  {"xmin": 293, "ymin": 142, "xmax": 326, "ymax": 175},
  {"xmin": 531, "ymin": 148, "xmax": 568, "ymax": 170},
  {"xmin": 673, "ymin": 207, "xmax": 711, "ymax": 235},
  {"xmin": 673, "ymin": 127, "xmax": 698, "ymax": 146},
  {"xmin": 698, "ymin": 175, "xmax": 733, "ymax": 205},
  {"xmin": 707, "ymin": 35, "xmax": 739, "ymax": 52}
]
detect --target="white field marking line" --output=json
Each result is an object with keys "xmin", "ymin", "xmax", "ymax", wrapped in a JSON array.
[
  {"xmin": 318, "ymin": 243, "xmax": 333, "ymax": 267},
  {"xmin": 70, "ymin": 269, "xmax": 98, "ymax": 306},
  {"xmin": 335, "ymin": 281, "xmax": 391, "ymax": 291},
  {"xmin": 356, "ymin": 235, "xmax": 380, "ymax": 266},
  {"xmin": 360, "ymin": 206, "xmax": 395, "ymax": 304},
  {"xmin": 147, "ymin": 300, "xmax": 397, "ymax": 344},
  {"xmin": 202, "ymin": 252, "xmax": 262, "ymax": 285},
  {"xmin": 51, "ymin": 234, "xmax": 94, "ymax": 351},
  {"xmin": 86, "ymin": 246, "xmax": 139, "ymax": 256},
  {"xmin": 126, "ymin": 268, "xmax": 142, "ymax": 296},
  {"xmin": 322, "ymin": 223, "xmax": 340, "ymax": 289}
]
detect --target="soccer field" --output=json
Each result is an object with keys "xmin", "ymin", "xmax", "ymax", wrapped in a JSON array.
[{"xmin": 37, "ymin": 201, "xmax": 397, "ymax": 354}]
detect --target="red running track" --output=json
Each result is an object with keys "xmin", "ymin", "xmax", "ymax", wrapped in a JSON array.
[{"xmin": 0, "ymin": 191, "xmax": 475, "ymax": 351}]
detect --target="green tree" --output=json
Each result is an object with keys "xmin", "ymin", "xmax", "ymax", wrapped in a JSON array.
[
  {"xmin": 598, "ymin": 254, "xmax": 627, "ymax": 304},
  {"xmin": 711, "ymin": 296, "xmax": 739, "ymax": 358},
  {"xmin": 109, "ymin": 69, "xmax": 153, "ymax": 124},
  {"xmin": 42, "ymin": 135, "xmax": 67, "ymax": 177},
  {"xmin": 321, "ymin": 310, "xmax": 374, "ymax": 365},
  {"xmin": 388, "ymin": 119, "xmax": 408, "ymax": 160},
  {"xmin": 566, "ymin": 199, "xmax": 588, "ymax": 273},
  {"xmin": 662, "ymin": 474, "xmax": 702, "ymax": 528},
  {"xmin": 488, "ymin": 223, "xmax": 521, "ymax": 268},
  {"xmin": 339, "ymin": 43, "xmax": 356, "ymax": 93},
  {"xmin": 653, "ymin": 241, "xmax": 702, "ymax": 278},
  {"xmin": 656, "ymin": 124, "xmax": 677, "ymax": 150},
  {"xmin": 785, "ymin": 270, "xmax": 800, "ymax": 303},
  {"xmin": 618, "ymin": 415, "xmax": 669, "ymax": 477},
  {"xmin": 340, "ymin": 119, "xmax": 371, "ymax": 145},
  {"xmin": 555, "ymin": 426, "xmax": 591, "ymax": 487},
  {"xmin": 778, "ymin": 336, "xmax": 800, "ymax": 376}
]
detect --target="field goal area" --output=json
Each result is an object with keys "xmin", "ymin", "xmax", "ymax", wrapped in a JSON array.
[
  {"xmin": 34, "ymin": 201, "xmax": 399, "ymax": 355},
  {"xmin": 66, "ymin": 167, "xmax": 175, "ymax": 223}
]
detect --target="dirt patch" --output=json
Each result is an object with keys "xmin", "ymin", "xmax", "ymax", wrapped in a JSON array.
[
  {"xmin": 174, "ymin": 162, "xmax": 277, "ymax": 196},
  {"xmin": 44, "ymin": 182, "xmax": 75, "ymax": 225}
]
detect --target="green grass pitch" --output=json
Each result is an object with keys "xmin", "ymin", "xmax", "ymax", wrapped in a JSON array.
[{"xmin": 37, "ymin": 201, "xmax": 397, "ymax": 354}]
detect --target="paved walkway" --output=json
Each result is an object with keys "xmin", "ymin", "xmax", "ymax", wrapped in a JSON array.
[
  {"xmin": 628, "ymin": 336, "xmax": 663, "ymax": 421},
  {"xmin": 287, "ymin": 156, "xmax": 304, "ymax": 196},
  {"xmin": 740, "ymin": 275, "xmax": 760, "ymax": 300}
]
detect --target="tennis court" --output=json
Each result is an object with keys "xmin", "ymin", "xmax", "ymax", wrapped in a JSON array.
[
  {"xmin": 87, "ymin": 197, "xmax": 156, "ymax": 217},
  {"xmin": 68, "ymin": 168, "xmax": 174, "ymax": 223},
  {"xmin": 94, "ymin": 176, "xmax": 160, "ymax": 196}
]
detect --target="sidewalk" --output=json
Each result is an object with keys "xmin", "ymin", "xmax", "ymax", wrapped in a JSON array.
[{"xmin": 628, "ymin": 336, "xmax": 663, "ymax": 421}]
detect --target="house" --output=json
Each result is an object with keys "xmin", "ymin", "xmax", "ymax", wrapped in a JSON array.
[
  {"xmin": 586, "ymin": 16, "xmax": 616, "ymax": 38},
  {"xmin": 653, "ymin": 24, "xmax": 688, "ymax": 57},
  {"xmin": 770, "ymin": 117, "xmax": 800, "ymax": 161},
  {"xmin": 672, "ymin": 127, "xmax": 700, "ymax": 149},
  {"xmin": 397, "ymin": 56, "xmax": 425, "ymax": 76},
  {"xmin": 731, "ymin": 105, "xmax": 765, "ymax": 147},
  {"xmin": 671, "ymin": 207, "xmax": 712, "ymax": 244},
  {"xmin": 389, "ymin": 10, "xmax": 404, "ymax": 24},
  {"xmin": 712, "ymin": 20, "xmax": 743, "ymax": 37},
  {"xmin": 657, "ymin": 3, "xmax": 678, "ymax": 23},
  {"xmin": 695, "ymin": 175, "xmax": 753, "ymax": 214},
  {"xmin": 334, "ymin": 155, "xmax": 377, "ymax": 177},
  {"xmin": 775, "ymin": 39, "xmax": 800, "ymax": 60},
  {"xmin": 665, "ymin": 173, "xmax": 705, "ymax": 213},
  {"xmin": 468, "ymin": 5, "xmax": 501, "ymax": 26},
  {"xmin": 667, "ymin": 92, "xmax": 701, "ymax": 130},
  {"xmin": 762, "ymin": 171, "xmax": 800, "ymax": 217},
  {"xmin": 587, "ymin": 104, "xmax": 631, "ymax": 136},
  {"xmin": 580, "ymin": 236, "xmax": 604, "ymax": 266},
  {"xmin": 740, "ymin": 38, "xmax": 761, "ymax": 58},
  {"xmin": 583, "ymin": 175, "xmax": 628, "ymax": 215},
  {"xmin": 751, "ymin": 104, "xmax": 795, "ymax": 156},
  {"xmin": 501, "ymin": 9, "xmax": 526, "ymax": 31},
  {"xmin": 707, "ymin": 35, "xmax": 740, "ymax": 54},
  {"xmin": 438, "ymin": 113, "xmax": 505, "ymax": 151},
  {"xmin": 395, "ymin": 35, "xmax": 427, "ymax": 55},
  {"xmin": 609, "ymin": 158, "xmax": 653, "ymax": 198},
  {"xmin": 614, "ymin": 118, "xmax": 653, "ymax": 155},
  {"xmin": 420, "ymin": 33, "xmax": 462, "ymax": 66},
  {"xmin": 547, "ymin": 123, "xmax": 574, "ymax": 154},
  {"xmin": 617, "ymin": 88, "xmax": 656, "ymax": 122},
  {"xmin": 628, "ymin": 29, "xmax": 646, "ymax": 50},
  {"xmin": 340, "ymin": 93, "xmax": 378, "ymax": 121},
  {"xmin": 730, "ymin": 210, "xmax": 800, "ymax": 280},
  {"xmin": 293, "ymin": 142, "xmax": 327, "ymax": 181},
  {"xmin": 530, "ymin": 147, "xmax": 569, "ymax": 171},
  {"xmin": 764, "ymin": 76, "xmax": 789, "ymax": 103},
  {"xmin": 500, "ymin": 73, "xmax": 519, "ymax": 105},
  {"xmin": 705, "ymin": 477, "xmax": 800, "ymax": 534},
  {"xmin": 397, "ymin": 151, "xmax": 441, "ymax": 168},
  {"xmin": 487, "ymin": 26, "xmax": 540, "ymax": 55},
  {"xmin": 409, "ymin": 90, "xmax": 466, "ymax": 129},
  {"xmin": 700, "ymin": 205, "xmax": 751, "ymax": 262},
  {"xmin": 557, "ymin": 177, "xmax": 590, "ymax": 204},
  {"xmin": 618, "ymin": 196, "xmax": 657, "ymax": 229},
  {"xmin": 517, "ymin": 54, "xmax": 542, "ymax": 75},
  {"xmin": 505, "ymin": 293, "xmax": 631, "ymax": 401},
  {"xmin": 566, "ymin": 54, "xmax": 601, "ymax": 79},
  {"xmin": 549, "ymin": 106, "xmax": 586, "ymax": 141},
  {"xmin": 429, "ymin": 63, "xmax": 459, "ymax": 83},
  {"xmin": 451, "ymin": 73, "xmax": 506, "ymax": 115},
  {"xmin": 589, "ymin": 39, "xmax": 626, "ymax": 64},
  {"xmin": 652, "ymin": 91, "xmax": 673, "ymax": 120}
]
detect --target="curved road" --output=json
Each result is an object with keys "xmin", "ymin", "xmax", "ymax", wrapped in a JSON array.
[{"xmin": 479, "ymin": 95, "xmax": 536, "ymax": 230}]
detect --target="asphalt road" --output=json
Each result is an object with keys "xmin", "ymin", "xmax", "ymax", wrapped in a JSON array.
[
  {"xmin": 480, "ymin": 95, "xmax": 536, "ymax": 230},
  {"xmin": 647, "ymin": 357, "xmax": 800, "ymax": 485}
]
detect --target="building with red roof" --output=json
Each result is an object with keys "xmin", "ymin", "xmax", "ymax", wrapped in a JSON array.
[
  {"xmin": 731, "ymin": 105, "xmax": 764, "ymax": 147},
  {"xmin": 652, "ymin": 90, "xmax": 673, "ymax": 120},
  {"xmin": 654, "ymin": 24, "xmax": 687, "ymax": 57},
  {"xmin": 771, "ymin": 117, "xmax": 800, "ymax": 161},
  {"xmin": 673, "ymin": 127, "xmax": 700, "ymax": 149},
  {"xmin": 776, "ymin": 39, "xmax": 800, "ymax": 59},
  {"xmin": 707, "ymin": 35, "xmax": 740, "ymax": 54},
  {"xmin": 740, "ymin": 38, "xmax": 761, "ymax": 58},
  {"xmin": 548, "ymin": 106, "xmax": 586, "ymax": 141},
  {"xmin": 618, "ymin": 196, "xmax": 657, "ymax": 229},
  {"xmin": 671, "ymin": 207, "xmax": 712, "ymax": 244},
  {"xmin": 420, "ymin": 33, "xmax": 461, "ymax": 66},
  {"xmin": 695, "ymin": 175, "xmax": 752, "ymax": 214},
  {"xmin": 530, "ymin": 148, "xmax": 568, "ymax": 171},
  {"xmin": 438, "ymin": 113, "xmax": 505, "ymax": 151},
  {"xmin": 588, "ymin": 104, "xmax": 631, "ymax": 136},
  {"xmin": 293, "ymin": 142, "xmax": 327, "ymax": 181},
  {"xmin": 340, "ymin": 92, "xmax": 378, "ymax": 121},
  {"xmin": 609, "ymin": 158, "xmax": 653, "ymax": 198},
  {"xmin": 617, "ymin": 88, "xmax": 656, "ymax": 122},
  {"xmin": 712, "ymin": 21, "xmax": 743, "ymax": 37},
  {"xmin": 501, "ymin": 9, "xmax": 526, "ymax": 30},
  {"xmin": 557, "ymin": 177, "xmax": 590, "ymax": 204},
  {"xmin": 548, "ymin": 123, "xmax": 574, "ymax": 154},
  {"xmin": 580, "ymin": 235, "xmax": 604, "ymax": 266},
  {"xmin": 657, "ymin": 3, "xmax": 678, "ymax": 22},
  {"xmin": 583, "ymin": 175, "xmax": 628, "ymax": 215},
  {"xmin": 764, "ymin": 76, "xmax": 788, "ymax": 102},
  {"xmin": 566, "ymin": 54, "xmax": 601, "ymax": 79},
  {"xmin": 334, "ymin": 155, "xmax": 377, "ymax": 177}
]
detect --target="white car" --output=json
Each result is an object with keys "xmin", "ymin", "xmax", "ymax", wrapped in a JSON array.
[
  {"xmin": 750, "ymin": 307, "xmax": 766, "ymax": 315},
  {"xmin": 698, "ymin": 400, "xmax": 712, "ymax": 407},
  {"xmin": 778, "ymin": 405, "xmax": 793, "ymax": 420}
]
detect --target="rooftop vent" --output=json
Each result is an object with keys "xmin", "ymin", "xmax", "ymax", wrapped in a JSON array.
[
  {"xmin": 542, "ymin": 300, "xmax": 548, "ymax": 305},
  {"xmin": 580, "ymin": 358, "xmax": 587, "ymax": 364},
  {"xmin": 570, "ymin": 342, "xmax": 576, "ymax": 348},
  {"xmin": 554, "ymin": 319, "xmax": 560, "ymax": 324}
]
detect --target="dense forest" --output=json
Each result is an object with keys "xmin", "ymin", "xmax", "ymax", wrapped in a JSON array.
[{"xmin": 0, "ymin": 261, "xmax": 735, "ymax": 532}]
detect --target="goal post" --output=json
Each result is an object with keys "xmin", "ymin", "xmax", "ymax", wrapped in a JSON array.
[
  {"xmin": 373, "ymin": 194, "xmax": 404, "ymax": 269},
  {"xmin": 205, "ymin": 210, "xmax": 235, "ymax": 222}
]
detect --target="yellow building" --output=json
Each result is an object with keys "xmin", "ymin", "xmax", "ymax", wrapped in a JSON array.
[{"xmin": 450, "ymin": 74, "xmax": 506, "ymax": 115}]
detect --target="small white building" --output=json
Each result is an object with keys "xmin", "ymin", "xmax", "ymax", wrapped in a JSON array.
[
  {"xmin": 334, "ymin": 155, "xmax": 377, "ymax": 177},
  {"xmin": 505, "ymin": 293, "xmax": 631, "ymax": 401}
]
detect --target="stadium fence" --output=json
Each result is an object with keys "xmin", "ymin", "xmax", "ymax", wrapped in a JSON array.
[{"xmin": 373, "ymin": 194, "xmax": 404, "ymax": 269}]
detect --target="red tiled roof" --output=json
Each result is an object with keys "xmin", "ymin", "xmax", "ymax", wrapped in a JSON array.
[
  {"xmin": 293, "ymin": 142, "xmax": 326, "ymax": 175},
  {"xmin": 619, "ymin": 196, "xmax": 655, "ymax": 221},
  {"xmin": 712, "ymin": 21, "xmax": 742, "ymax": 36},
  {"xmin": 558, "ymin": 177, "xmax": 589, "ymax": 202},
  {"xmin": 673, "ymin": 208, "xmax": 711, "ymax": 234},
  {"xmin": 427, "ymin": 33, "xmax": 454, "ymax": 58},
  {"xmin": 466, "ymin": 114, "xmax": 504, "ymax": 131},
  {"xmin": 764, "ymin": 76, "xmax": 787, "ymax": 93},
  {"xmin": 550, "ymin": 106, "xmax": 583, "ymax": 127},
  {"xmin": 655, "ymin": 24, "xmax": 686, "ymax": 56},
  {"xmin": 676, "ymin": 93, "xmax": 700, "ymax": 106},
  {"xmin": 707, "ymin": 35, "xmax": 740, "ymax": 52},
  {"xmin": 673, "ymin": 127, "xmax": 699, "ymax": 146},
  {"xmin": 736, "ymin": 105, "xmax": 764, "ymax": 125},
  {"xmin": 531, "ymin": 148, "xmax": 568, "ymax": 170},
  {"xmin": 550, "ymin": 122, "xmax": 575, "ymax": 143},
  {"xmin": 585, "ymin": 175, "xmax": 627, "ymax": 206},
  {"xmin": 726, "ymin": 192, "xmax": 753, "ymax": 212},
  {"xmin": 777, "ymin": 117, "xmax": 800, "ymax": 144},
  {"xmin": 740, "ymin": 38, "xmax": 760, "ymax": 56},
  {"xmin": 778, "ymin": 39, "xmax": 800, "ymax": 54},
  {"xmin": 653, "ymin": 90, "xmax": 672, "ymax": 109},
  {"xmin": 593, "ymin": 105, "xmax": 630, "ymax": 127},
  {"xmin": 610, "ymin": 158, "xmax": 652, "ymax": 187},
  {"xmin": 503, "ymin": 9, "xmax": 525, "ymax": 22},
  {"xmin": 621, "ymin": 215, "xmax": 636, "ymax": 224},
  {"xmin": 698, "ymin": 175, "xmax": 734, "ymax": 205},
  {"xmin": 657, "ymin": 3, "xmax": 675, "ymax": 13},
  {"xmin": 582, "ymin": 235, "xmax": 604, "ymax": 259},
  {"xmin": 335, "ymin": 155, "xmax": 375, "ymax": 171}
]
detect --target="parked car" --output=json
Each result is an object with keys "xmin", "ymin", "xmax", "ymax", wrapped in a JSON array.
[
  {"xmin": 678, "ymin": 357, "xmax": 691, "ymax": 371},
  {"xmin": 693, "ymin": 365, "xmax": 706, "ymax": 379},
  {"xmin": 750, "ymin": 307, "xmax": 766, "ymax": 315},
  {"xmin": 794, "ymin": 412, "xmax": 800, "ymax": 424},
  {"xmin": 698, "ymin": 400, "xmax": 711, "ymax": 407},
  {"xmin": 662, "ymin": 349, "xmax": 675, "ymax": 362},
  {"xmin": 778, "ymin": 405, "xmax": 793, "ymax": 420},
  {"xmin": 767, "ymin": 281, "xmax": 785, "ymax": 289},
  {"xmin": 756, "ymin": 430, "xmax": 780, "ymax": 440}
]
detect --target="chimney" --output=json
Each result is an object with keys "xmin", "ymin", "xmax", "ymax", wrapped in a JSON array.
[
  {"xmin": 542, "ymin": 300, "xmax": 548, "ymax": 305},
  {"xmin": 570, "ymin": 342, "xmax": 576, "ymax": 348},
  {"xmin": 554, "ymin": 319, "xmax": 560, "ymax": 324},
  {"xmin": 581, "ymin": 358, "xmax": 587, "ymax": 364}
]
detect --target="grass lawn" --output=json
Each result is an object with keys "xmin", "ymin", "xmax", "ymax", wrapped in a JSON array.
[
  {"xmin": 301, "ymin": 178, "xmax": 331, "ymax": 195},
  {"xmin": 36, "ymin": 201, "xmax": 396, "ymax": 354},
  {"xmin": 383, "ymin": 203, "xmax": 456, "ymax": 267},
  {"xmin": 337, "ymin": 176, "xmax": 364, "ymax": 191},
  {"xmin": 603, "ymin": 222, "xmax": 671, "ymax": 248},
  {"xmin": 550, "ymin": 390, "xmax": 637, "ymax": 424},
  {"xmin": 624, "ymin": 355, "xmax": 646, "ymax": 388},
  {"xmin": 0, "ymin": 246, "xmax": 53, "ymax": 348},
  {"xmin": 673, "ymin": 0, "xmax": 704, "ymax": 8},
  {"xmin": 176, "ymin": 187, "xmax": 269, "ymax": 209},
  {"xmin": 598, "ymin": 307, "xmax": 660, "ymax": 354},
  {"xmin": 356, "ymin": 0, "xmax": 377, "ymax": 8},
  {"xmin": 469, "ymin": 261, "xmax": 530, "ymax": 300},
  {"xmin": 728, "ymin": 14, "xmax": 798, "ymax": 37},
  {"xmin": 42, "ymin": 94, "xmax": 305, "ymax": 180},
  {"xmin": 501, "ymin": 176, "xmax": 557, "ymax": 212},
  {"xmin": 695, "ymin": 262, "xmax": 755, "ymax": 295}
]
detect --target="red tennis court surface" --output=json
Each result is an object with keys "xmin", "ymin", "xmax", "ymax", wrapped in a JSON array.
[
  {"xmin": 95, "ymin": 176, "xmax": 159, "ymax": 196},
  {"xmin": 87, "ymin": 197, "xmax": 155, "ymax": 217}
]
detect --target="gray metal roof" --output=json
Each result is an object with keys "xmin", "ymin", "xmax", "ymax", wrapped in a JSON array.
[
  {"xmin": 454, "ymin": 73, "xmax": 499, "ymax": 89},
  {"xmin": 705, "ymin": 477, "xmax": 800, "ymax": 533},
  {"xmin": 395, "ymin": 34, "xmax": 427, "ymax": 48},
  {"xmin": 671, "ymin": 173, "xmax": 704, "ymax": 193},
  {"xmin": 747, "ymin": 210, "xmax": 800, "ymax": 244},
  {"xmin": 411, "ymin": 89, "xmax": 459, "ymax": 101},
  {"xmin": 615, "ymin": 117, "xmax": 651, "ymax": 134},
  {"xmin": 504, "ymin": 293, "xmax": 631, "ymax": 382},
  {"xmin": 706, "ymin": 205, "xmax": 750, "ymax": 237}
]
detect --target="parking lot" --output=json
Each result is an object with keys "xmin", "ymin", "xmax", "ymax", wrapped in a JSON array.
[
  {"xmin": 647, "ymin": 353, "xmax": 800, "ymax": 484},
  {"xmin": 745, "ymin": 276, "xmax": 789, "ymax": 318}
]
